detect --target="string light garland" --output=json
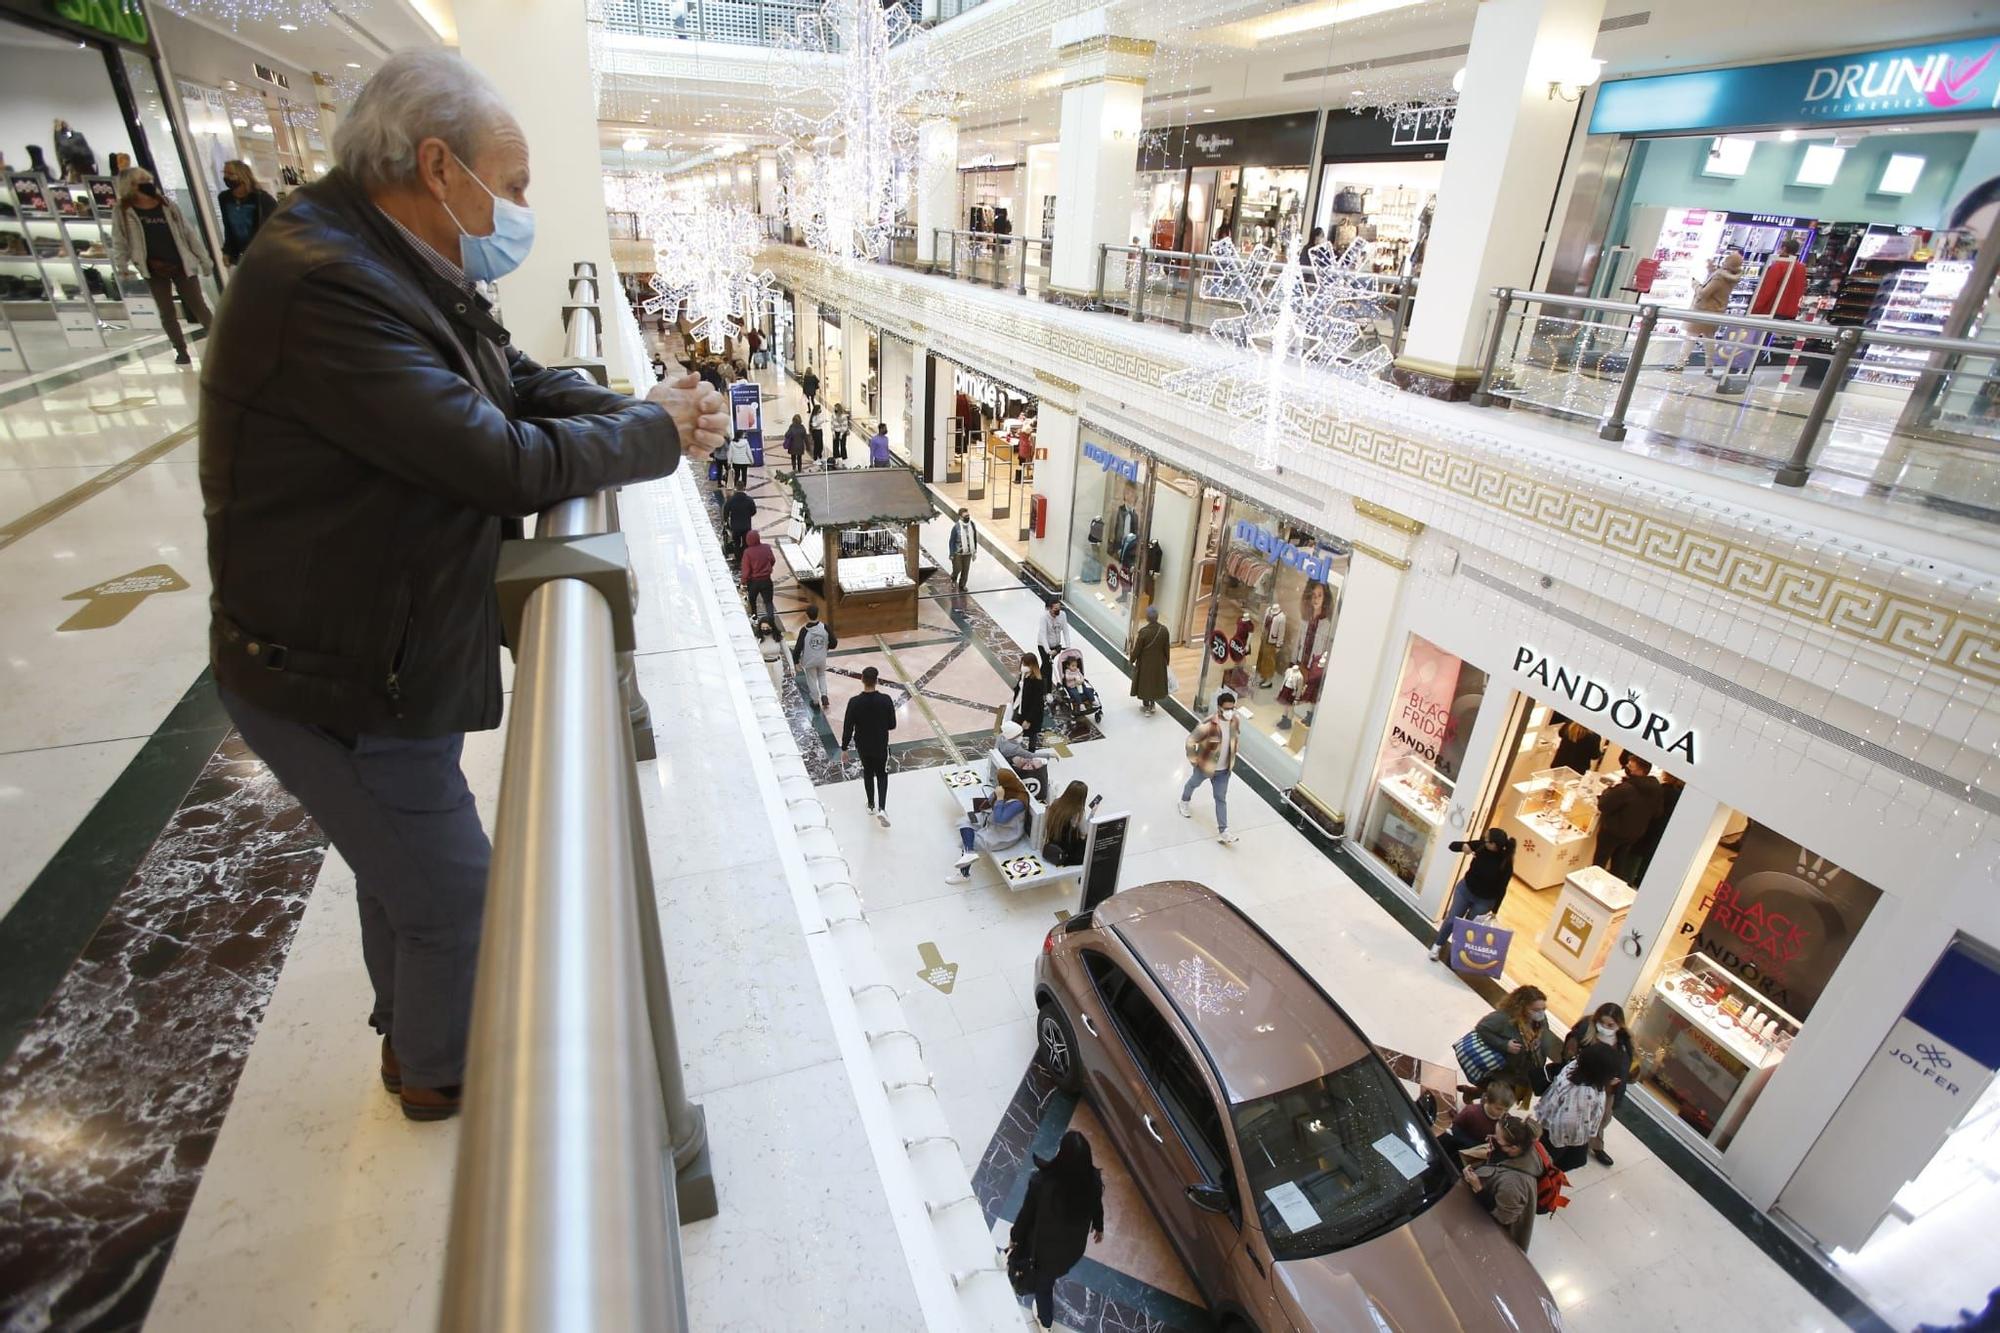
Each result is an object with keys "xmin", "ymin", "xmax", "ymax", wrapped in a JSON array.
[{"xmin": 156, "ymin": 0, "xmax": 360, "ymax": 30}]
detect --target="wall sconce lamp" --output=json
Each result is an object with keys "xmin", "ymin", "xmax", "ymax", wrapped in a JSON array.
[{"xmin": 1547, "ymin": 56, "xmax": 1605, "ymax": 101}]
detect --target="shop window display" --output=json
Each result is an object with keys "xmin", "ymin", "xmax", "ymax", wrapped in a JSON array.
[
  {"xmin": 1192, "ymin": 507, "xmax": 1347, "ymax": 784},
  {"xmin": 1358, "ymin": 637, "xmax": 1487, "ymax": 886},
  {"xmin": 1064, "ymin": 435, "xmax": 1147, "ymax": 649},
  {"xmin": 1626, "ymin": 814, "xmax": 1883, "ymax": 1150}
]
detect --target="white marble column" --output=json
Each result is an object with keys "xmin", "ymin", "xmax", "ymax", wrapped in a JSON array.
[
  {"xmin": 915, "ymin": 117, "xmax": 959, "ymax": 266},
  {"xmin": 456, "ymin": 0, "xmax": 629, "ymax": 378},
  {"xmin": 1048, "ymin": 12, "xmax": 1150, "ymax": 298},
  {"xmin": 1396, "ymin": 0, "xmax": 1607, "ymax": 388}
]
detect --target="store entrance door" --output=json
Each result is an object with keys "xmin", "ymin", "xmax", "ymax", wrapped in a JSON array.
[{"xmin": 1775, "ymin": 937, "xmax": 2000, "ymax": 1328}]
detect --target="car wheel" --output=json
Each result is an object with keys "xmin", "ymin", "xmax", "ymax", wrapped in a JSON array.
[{"xmin": 1037, "ymin": 1002, "xmax": 1081, "ymax": 1091}]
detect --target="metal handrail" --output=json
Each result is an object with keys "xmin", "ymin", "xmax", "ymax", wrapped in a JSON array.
[
  {"xmin": 1469, "ymin": 285, "xmax": 1999, "ymax": 488},
  {"xmin": 438, "ymin": 264, "xmax": 714, "ymax": 1332},
  {"xmin": 1095, "ymin": 242, "xmax": 1416, "ymax": 346}
]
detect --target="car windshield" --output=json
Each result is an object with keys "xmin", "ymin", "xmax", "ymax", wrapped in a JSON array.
[{"xmin": 1229, "ymin": 1054, "xmax": 1456, "ymax": 1261}]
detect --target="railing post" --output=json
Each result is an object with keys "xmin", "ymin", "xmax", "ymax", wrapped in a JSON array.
[
  {"xmin": 1016, "ymin": 238, "xmax": 1028, "ymax": 296},
  {"xmin": 1468, "ymin": 287, "xmax": 1513, "ymax": 408},
  {"xmin": 1181, "ymin": 253, "xmax": 1197, "ymax": 332},
  {"xmin": 1132, "ymin": 248, "xmax": 1148, "ymax": 323},
  {"xmin": 1775, "ymin": 326, "xmax": 1863, "ymax": 488},
  {"xmin": 1391, "ymin": 278, "xmax": 1413, "ymax": 357},
  {"xmin": 1599, "ymin": 305, "xmax": 1657, "ymax": 442},
  {"xmin": 1094, "ymin": 244, "xmax": 1108, "ymax": 308},
  {"xmin": 947, "ymin": 230, "xmax": 957, "ymax": 281}
]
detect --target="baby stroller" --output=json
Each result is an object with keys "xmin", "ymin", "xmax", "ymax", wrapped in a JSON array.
[{"xmin": 1048, "ymin": 648, "xmax": 1103, "ymax": 737}]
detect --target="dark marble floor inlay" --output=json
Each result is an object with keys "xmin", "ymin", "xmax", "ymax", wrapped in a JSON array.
[{"xmin": 0, "ymin": 732, "xmax": 327, "ymax": 1331}]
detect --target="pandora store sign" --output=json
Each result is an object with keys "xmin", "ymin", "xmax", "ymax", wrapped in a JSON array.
[{"xmin": 1512, "ymin": 646, "xmax": 1698, "ymax": 765}]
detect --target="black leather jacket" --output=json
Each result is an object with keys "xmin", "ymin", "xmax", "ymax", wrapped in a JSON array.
[{"xmin": 199, "ymin": 169, "xmax": 680, "ymax": 738}]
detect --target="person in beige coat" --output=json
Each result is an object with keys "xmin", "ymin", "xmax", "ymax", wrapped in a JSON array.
[{"xmin": 1671, "ymin": 249, "xmax": 1743, "ymax": 374}]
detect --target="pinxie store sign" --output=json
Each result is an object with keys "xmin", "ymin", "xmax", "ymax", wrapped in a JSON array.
[{"xmin": 1511, "ymin": 646, "xmax": 1698, "ymax": 765}]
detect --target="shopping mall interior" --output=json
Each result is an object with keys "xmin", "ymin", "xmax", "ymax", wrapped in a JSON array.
[{"xmin": 3, "ymin": 0, "xmax": 2000, "ymax": 1329}]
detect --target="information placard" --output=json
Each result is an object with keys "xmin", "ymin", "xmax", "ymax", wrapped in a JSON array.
[{"xmin": 1079, "ymin": 811, "xmax": 1129, "ymax": 914}]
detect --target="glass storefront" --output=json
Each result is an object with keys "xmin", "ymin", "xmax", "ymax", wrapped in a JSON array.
[
  {"xmin": 1626, "ymin": 811, "xmax": 1882, "ymax": 1151},
  {"xmin": 1063, "ymin": 429, "xmax": 1148, "ymax": 649},
  {"xmin": 1189, "ymin": 503, "xmax": 1347, "ymax": 785},
  {"xmin": 1356, "ymin": 636, "xmax": 1489, "ymax": 887}
]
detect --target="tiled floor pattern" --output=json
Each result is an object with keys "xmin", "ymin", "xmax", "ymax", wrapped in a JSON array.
[{"xmin": 684, "ymin": 370, "xmax": 1103, "ymax": 788}]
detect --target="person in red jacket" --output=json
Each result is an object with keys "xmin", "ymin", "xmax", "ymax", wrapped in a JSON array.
[
  {"xmin": 740, "ymin": 529, "xmax": 777, "ymax": 621},
  {"xmin": 1750, "ymin": 237, "xmax": 1808, "ymax": 319}
]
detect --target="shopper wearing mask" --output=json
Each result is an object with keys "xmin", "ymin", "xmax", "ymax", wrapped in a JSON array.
[
  {"xmin": 948, "ymin": 507, "xmax": 978, "ymax": 590},
  {"xmin": 754, "ymin": 615, "xmax": 793, "ymax": 692},
  {"xmin": 111, "ymin": 166, "xmax": 213, "ymax": 365},
  {"xmin": 1011, "ymin": 654, "xmax": 1048, "ymax": 751},
  {"xmin": 725, "ymin": 428, "xmax": 753, "ymax": 490},
  {"xmin": 1461, "ymin": 1114, "xmax": 1544, "ymax": 1252},
  {"xmin": 216, "ymin": 160, "xmax": 279, "ymax": 267},
  {"xmin": 1536, "ymin": 1041, "xmax": 1624, "ymax": 1172},
  {"xmin": 199, "ymin": 49, "xmax": 726, "ymax": 1121},
  {"xmin": 1036, "ymin": 599, "xmax": 1069, "ymax": 681},
  {"xmin": 830, "ymin": 401, "xmax": 852, "ymax": 463},
  {"xmin": 808, "ymin": 401, "xmax": 828, "ymax": 462},
  {"xmin": 1129, "ymin": 605, "xmax": 1171, "ymax": 715},
  {"xmin": 1672, "ymin": 248, "xmax": 1744, "ymax": 374},
  {"xmin": 1179, "ymin": 690, "xmax": 1242, "ymax": 846},
  {"xmin": 867, "ymin": 422, "xmax": 892, "ymax": 467},
  {"xmin": 1430, "ymin": 827, "xmax": 1517, "ymax": 961},
  {"xmin": 1471, "ymin": 985, "xmax": 1562, "ymax": 1100},
  {"xmin": 1556, "ymin": 1002, "xmax": 1637, "ymax": 1165},
  {"xmin": 840, "ymin": 665, "xmax": 899, "ymax": 825}
]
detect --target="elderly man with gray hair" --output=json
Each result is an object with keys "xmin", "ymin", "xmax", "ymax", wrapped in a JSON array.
[{"xmin": 198, "ymin": 49, "xmax": 727, "ymax": 1122}]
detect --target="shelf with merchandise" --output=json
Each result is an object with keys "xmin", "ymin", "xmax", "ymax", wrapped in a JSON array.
[{"xmin": 1376, "ymin": 751, "xmax": 1453, "ymax": 826}]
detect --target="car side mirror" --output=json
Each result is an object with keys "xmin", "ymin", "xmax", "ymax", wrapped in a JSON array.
[{"xmin": 1185, "ymin": 1182, "xmax": 1232, "ymax": 1215}]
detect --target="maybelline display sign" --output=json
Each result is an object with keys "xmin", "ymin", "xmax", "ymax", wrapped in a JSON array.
[
  {"xmin": 1509, "ymin": 646, "xmax": 1698, "ymax": 764},
  {"xmin": 1589, "ymin": 35, "xmax": 2000, "ymax": 136}
]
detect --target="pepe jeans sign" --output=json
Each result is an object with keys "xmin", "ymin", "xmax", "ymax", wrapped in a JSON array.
[
  {"xmin": 1082, "ymin": 441, "xmax": 1140, "ymax": 482},
  {"xmin": 1233, "ymin": 521, "xmax": 1334, "ymax": 583},
  {"xmin": 1511, "ymin": 646, "xmax": 1698, "ymax": 765}
]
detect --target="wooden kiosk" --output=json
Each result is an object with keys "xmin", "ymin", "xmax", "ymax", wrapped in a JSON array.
[{"xmin": 781, "ymin": 467, "xmax": 938, "ymax": 635}]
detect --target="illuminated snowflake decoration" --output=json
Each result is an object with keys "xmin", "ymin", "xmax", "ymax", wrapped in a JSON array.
[
  {"xmin": 770, "ymin": 0, "xmax": 946, "ymax": 263},
  {"xmin": 1154, "ymin": 957, "xmax": 1247, "ymax": 1019},
  {"xmin": 1161, "ymin": 239, "xmax": 1397, "ymax": 469},
  {"xmin": 614, "ymin": 173, "xmax": 774, "ymax": 347}
]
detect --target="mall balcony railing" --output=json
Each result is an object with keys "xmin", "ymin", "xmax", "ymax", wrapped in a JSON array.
[
  {"xmin": 603, "ymin": 0, "xmax": 919, "ymax": 47},
  {"xmin": 1087, "ymin": 243, "xmax": 1417, "ymax": 352},
  {"xmin": 438, "ymin": 261, "xmax": 716, "ymax": 1332},
  {"xmin": 1468, "ymin": 288, "xmax": 2000, "ymax": 493}
]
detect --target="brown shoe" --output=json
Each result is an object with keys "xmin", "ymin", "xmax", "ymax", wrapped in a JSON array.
[
  {"xmin": 380, "ymin": 1036, "xmax": 402, "ymax": 1094},
  {"xmin": 400, "ymin": 1084, "xmax": 463, "ymax": 1122}
]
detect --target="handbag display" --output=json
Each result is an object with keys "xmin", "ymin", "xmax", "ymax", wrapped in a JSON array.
[{"xmin": 1453, "ymin": 1029, "xmax": 1508, "ymax": 1083}]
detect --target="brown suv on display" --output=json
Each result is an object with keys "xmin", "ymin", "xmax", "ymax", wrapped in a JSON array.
[{"xmin": 1034, "ymin": 880, "xmax": 1563, "ymax": 1333}]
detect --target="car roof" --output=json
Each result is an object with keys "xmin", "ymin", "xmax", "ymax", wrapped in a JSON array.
[{"xmin": 1097, "ymin": 881, "xmax": 1371, "ymax": 1104}]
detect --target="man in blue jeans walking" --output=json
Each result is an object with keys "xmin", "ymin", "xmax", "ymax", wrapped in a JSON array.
[
  {"xmin": 199, "ymin": 50, "xmax": 725, "ymax": 1120},
  {"xmin": 1178, "ymin": 690, "xmax": 1242, "ymax": 846}
]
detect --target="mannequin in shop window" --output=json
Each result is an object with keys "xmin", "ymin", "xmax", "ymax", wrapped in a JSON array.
[{"xmin": 1256, "ymin": 603, "xmax": 1286, "ymax": 690}]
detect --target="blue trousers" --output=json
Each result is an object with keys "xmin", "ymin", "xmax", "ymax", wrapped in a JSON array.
[
  {"xmin": 1181, "ymin": 768, "xmax": 1230, "ymax": 832},
  {"xmin": 222, "ymin": 689, "xmax": 490, "ymax": 1089},
  {"xmin": 1433, "ymin": 876, "xmax": 1501, "ymax": 950}
]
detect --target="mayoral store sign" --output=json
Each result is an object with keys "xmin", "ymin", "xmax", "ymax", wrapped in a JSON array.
[
  {"xmin": 1511, "ymin": 646, "xmax": 1697, "ymax": 765},
  {"xmin": 1589, "ymin": 36, "xmax": 2000, "ymax": 135}
]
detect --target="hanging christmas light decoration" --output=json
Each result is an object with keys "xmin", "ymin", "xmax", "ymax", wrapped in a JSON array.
[
  {"xmin": 614, "ymin": 172, "xmax": 774, "ymax": 347},
  {"xmin": 769, "ymin": 0, "xmax": 947, "ymax": 263},
  {"xmin": 156, "ymin": 0, "xmax": 360, "ymax": 31},
  {"xmin": 1162, "ymin": 239, "xmax": 1397, "ymax": 469}
]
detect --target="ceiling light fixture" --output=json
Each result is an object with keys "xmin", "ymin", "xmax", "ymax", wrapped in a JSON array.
[
  {"xmin": 623, "ymin": 136, "xmax": 649, "ymax": 152},
  {"xmin": 278, "ymin": 21, "xmax": 298, "ymax": 29}
]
